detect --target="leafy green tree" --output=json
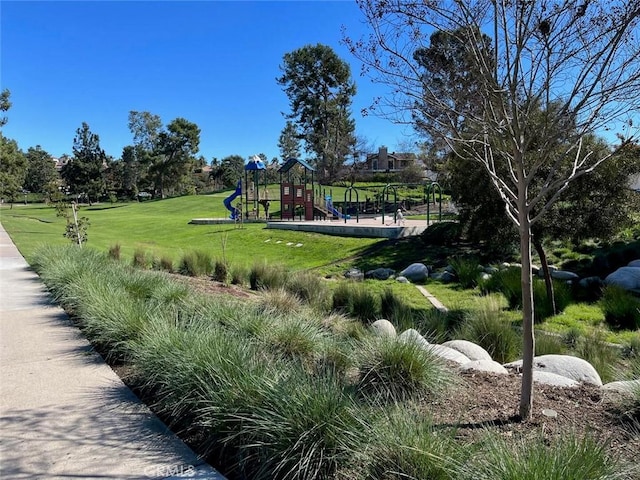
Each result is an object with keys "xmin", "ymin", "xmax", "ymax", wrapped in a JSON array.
[
  {"xmin": 61, "ymin": 122, "xmax": 108, "ymax": 204},
  {"xmin": 0, "ymin": 134, "xmax": 27, "ymax": 207},
  {"xmin": 219, "ymin": 155, "xmax": 245, "ymax": 189},
  {"xmin": 150, "ymin": 117, "xmax": 200, "ymax": 198},
  {"xmin": 0, "ymin": 89, "xmax": 11, "ymax": 128},
  {"xmin": 24, "ymin": 145, "xmax": 59, "ymax": 196},
  {"xmin": 127, "ymin": 111, "xmax": 163, "ymax": 194},
  {"xmin": 278, "ymin": 44, "xmax": 357, "ymax": 182},
  {"xmin": 349, "ymin": 0, "xmax": 640, "ymax": 420},
  {"xmin": 278, "ymin": 120, "xmax": 302, "ymax": 160}
]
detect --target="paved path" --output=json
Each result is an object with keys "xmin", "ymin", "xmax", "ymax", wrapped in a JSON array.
[{"xmin": 0, "ymin": 222, "xmax": 224, "ymax": 479}]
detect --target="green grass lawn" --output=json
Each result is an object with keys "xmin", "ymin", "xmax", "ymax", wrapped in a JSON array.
[{"xmin": 0, "ymin": 196, "xmax": 380, "ymax": 270}]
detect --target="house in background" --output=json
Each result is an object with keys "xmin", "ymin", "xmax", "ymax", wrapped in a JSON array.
[
  {"xmin": 364, "ymin": 147, "xmax": 417, "ymax": 174},
  {"xmin": 360, "ymin": 146, "xmax": 437, "ymax": 182}
]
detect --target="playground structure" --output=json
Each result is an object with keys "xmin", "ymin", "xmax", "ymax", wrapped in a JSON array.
[
  {"xmin": 221, "ymin": 155, "xmax": 270, "ymax": 221},
  {"xmin": 193, "ymin": 156, "xmax": 447, "ymax": 239},
  {"xmin": 278, "ymin": 157, "xmax": 316, "ymax": 221}
]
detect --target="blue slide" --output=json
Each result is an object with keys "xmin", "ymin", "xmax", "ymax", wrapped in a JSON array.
[
  {"xmin": 223, "ymin": 180, "xmax": 242, "ymax": 220},
  {"xmin": 325, "ymin": 195, "xmax": 350, "ymax": 220}
]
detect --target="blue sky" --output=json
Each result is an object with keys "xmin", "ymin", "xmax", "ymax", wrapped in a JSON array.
[{"xmin": 1, "ymin": 1, "xmax": 416, "ymax": 163}]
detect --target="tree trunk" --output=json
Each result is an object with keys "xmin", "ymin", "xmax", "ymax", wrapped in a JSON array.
[
  {"xmin": 518, "ymin": 202, "xmax": 535, "ymax": 420},
  {"xmin": 533, "ymin": 235, "xmax": 556, "ymax": 317}
]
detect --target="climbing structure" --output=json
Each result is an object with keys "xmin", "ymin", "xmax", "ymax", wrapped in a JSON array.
[{"xmin": 277, "ymin": 157, "xmax": 316, "ymax": 221}]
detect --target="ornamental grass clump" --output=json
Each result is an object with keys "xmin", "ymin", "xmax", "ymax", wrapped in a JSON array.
[
  {"xmin": 332, "ymin": 282, "xmax": 381, "ymax": 324},
  {"xmin": 286, "ymin": 270, "xmax": 331, "ymax": 311},
  {"xmin": 457, "ymin": 297, "xmax": 521, "ymax": 364},
  {"xmin": 364, "ymin": 408, "xmax": 466, "ymax": 480},
  {"xmin": 264, "ymin": 315, "xmax": 329, "ymax": 363},
  {"xmin": 467, "ymin": 432, "xmax": 632, "ymax": 480},
  {"xmin": 215, "ymin": 368, "xmax": 367, "ymax": 480},
  {"xmin": 601, "ymin": 285, "xmax": 640, "ymax": 330},
  {"xmin": 250, "ymin": 260, "xmax": 288, "ymax": 291},
  {"xmin": 178, "ymin": 250, "xmax": 213, "ymax": 276},
  {"xmin": 450, "ymin": 256, "xmax": 481, "ymax": 289},
  {"xmin": 356, "ymin": 336, "xmax": 451, "ymax": 403}
]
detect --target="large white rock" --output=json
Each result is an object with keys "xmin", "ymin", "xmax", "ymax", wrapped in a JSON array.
[
  {"xmin": 551, "ymin": 270, "xmax": 580, "ymax": 281},
  {"xmin": 604, "ymin": 266, "xmax": 640, "ymax": 292},
  {"xmin": 370, "ymin": 319, "xmax": 397, "ymax": 338},
  {"xmin": 398, "ymin": 329, "xmax": 430, "ymax": 348},
  {"xmin": 442, "ymin": 339, "xmax": 493, "ymax": 361},
  {"xmin": 602, "ymin": 380, "xmax": 640, "ymax": 395},
  {"xmin": 426, "ymin": 344, "xmax": 470, "ymax": 364},
  {"xmin": 399, "ymin": 263, "xmax": 430, "ymax": 282},
  {"xmin": 504, "ymin": 354, "xmax": 602, "ymax": 386},
  {"xmin": 460, "ymin": 360, "xmax": 508, "ymax": 375},
  {"xmin": 533, "ymin": 371, "xmax": 579, "ymax": 387}
]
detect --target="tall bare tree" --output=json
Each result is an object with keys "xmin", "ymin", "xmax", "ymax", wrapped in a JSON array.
[{"xmin": 346, "ymin": 0, "xmax": 640, "ymax": 419}]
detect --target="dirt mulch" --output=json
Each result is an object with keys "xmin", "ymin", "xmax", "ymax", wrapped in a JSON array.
[{"xmin": 425, "ymin": 370, "xmax": 640, "ymax": 462}]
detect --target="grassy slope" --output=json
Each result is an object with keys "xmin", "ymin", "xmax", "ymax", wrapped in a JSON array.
[{"xmin": 0, "ymin": 195, "xmax": 380, "ymax": 270}]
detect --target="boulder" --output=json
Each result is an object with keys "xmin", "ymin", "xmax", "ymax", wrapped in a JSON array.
[
  {"xmin": 398, "ymin": 329, "xmax": 430, "ymax": 348},
  {"xmin": 399, "ymin": 263, "xmax": 430, "ymax": 282},
  {"xmin": 365, "ymin": 267, "xmax": 395, "ymax": 280},
  {"xmin": 602, "ymin": 380, "xmax": 640, "ymax": 395},
  {"xmin": 504, "ymin": 354, "xmax": 602, "ymax": 386},
  {"xmin": 431, "ymin": 271, "xmax": 456, "ymax": 283},
  {"xmin": 370, "ymin": 319, "xmax": 397, "ymax": 338},
  {"xmin": 442, "ymin": 340, "xmax": 492, "ymax": 361},
  {"xmin": 605, "ymin": 266, "xmax": 640, "ymax": 292},
  {"xmin": 480, "ymin": 272, "xmax": 491, "ymax": 281},
  {"xmin": 484, "ymin": 266, "xmax": 499, "ymax": 275},
  {"xmin": 396, "ymin": 276, "xmax": 409, "ymax": 283},
  {"xmin": 551, "ymin": 270, "xmax": 580, "ymax": 281},
  {"xmin": 344, "ymin": 268, "xmax": 364, "ymax": 281},
  {"xmin": 426, "ymin": 344, "xmax": 470, "ymax": 364},
  {"xmin": 460, "ymin": 360, "xmax": 508, "ymax": 375},
  {"xmin": 579, "ymin": 276, "xmax": 603, "ymax": 289},
  {"xmin": 533, "ymin": 371, "xmax": 579, "ymax": 387}
]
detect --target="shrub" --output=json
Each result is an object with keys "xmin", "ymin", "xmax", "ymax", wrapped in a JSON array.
[
  {"xmin": 356, "ymin": 336, "xmax": 451, "ymax": 403},
  {"xmin": 600, "ymin": 285, "xmax": 640, "ymax": 330},
  {"xmin": 107, "ymin": 243, "xmax": 121, "ymax": 261},
  {"xmin": 456, "ymin": 297, "xmax": 521, "ymax": 364},
  {"xmin": 450, "ymin": 256, "xmax": 481, "ymax": 289},
  {"xmin": 178, "ymin": 250, "xmax": 213, "ymax": 276}
]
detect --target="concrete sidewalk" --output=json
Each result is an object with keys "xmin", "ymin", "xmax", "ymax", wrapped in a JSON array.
[{"xmin": 0, "ymin": 222, "xmax": 224, "ymax": 479}]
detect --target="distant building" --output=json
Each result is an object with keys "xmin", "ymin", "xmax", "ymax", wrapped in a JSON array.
[{"xmin": 364, "ymin": 147, "xmax": 417, "ymax": 174}]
